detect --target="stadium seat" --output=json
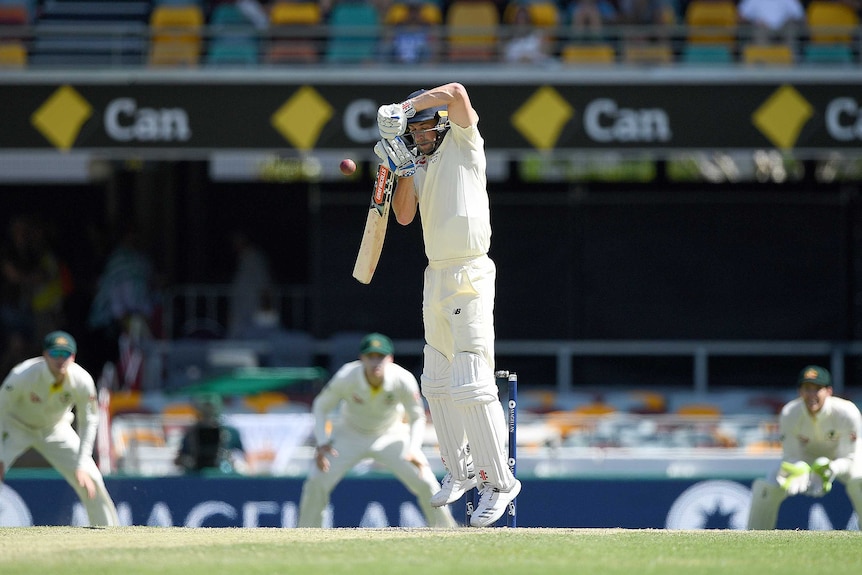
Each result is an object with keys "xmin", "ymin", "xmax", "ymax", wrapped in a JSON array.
[
  {"xmin": 560, "ymin": 43, "xmax": 615, "ymax": 65},
  {"xmin": 384, "ymin": 2, "xmax": 443, "ymax": 25},
  {"xmin": 266, "ymin": 0, "xmax": 322, "ymax": 64},
  {"xmin": 681, "ymin": 43, "xmax": 733, "ymax": 64},
  {"xmin": 684, "ymin": 0, "xmax": 738, "ymax": 47},
  {"xmin": 742, "ymin": 43, "xmax": 794, "ymax": 65},
  {"xmin": 243, "ymin": 391, "xmax": 290, "ymax": 414},
  {"xmin": 265, "ymin": 329, "xmax": 316, "ymax": 368},
  {"xmin": 622, "ymin": 42, "xmax": 674, "ymax": 65},
  {"xmin": 206, "ymin": 38, "xmax": 258, "ymax": 66},
  {"xmin": 502, "ymin": 1, "xmax": 560, "ymax": 28},
  {"xmin": 675, "ymin": 403, "xmax": 722, "ymax": 417},
  {"xmin": 445, "ymin": 0, "xmax": 500, "ymax": 62},
  {"xmin": 148, "ymin": 4, "xmax": 204, "ymax": 67},
  {"xmin": 802, "ymin": 43, "xmax": 853, "ymax": 64},
  {"xmin": 0, "ymin": 40, "xmax": 26, "ymax": 67},
  {"xmin": 0, "ymin": 3, "xmax": 28, "ymax": 25},
  {"xmin": 325, "ymin": 2, "xmax": 381, "ymax": 63},
  {"xmin": 806, "ymin": 0, "xmax": 859, "ymax": 44}
]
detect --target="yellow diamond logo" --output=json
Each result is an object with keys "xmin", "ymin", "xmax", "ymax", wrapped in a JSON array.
[
  {"xmin": 511, "ymin": 86, "xmax": 574, "ymax": 151},
  {"xmin": 271, "ymin": 86, "xmax": 333, "ymax": 151},
  {"xmin": 752, "ymin": 85, "xmax": 813, "ymax": 151},
  {"xmin": 31, "ymin": 85, "xmax": 93, "ymax": 151}
]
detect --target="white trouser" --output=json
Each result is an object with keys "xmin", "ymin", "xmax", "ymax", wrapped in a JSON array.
[
  {"xmin": 421, "ymin": 255, "xmax": 515, "ymax": 491},
  {"xmin": 1, "ymin": 419, "xmax": 119, "ymax": 526},
  {"xmin": 297, "ymin": 421, "xmax": 455, "ymax": 528}
]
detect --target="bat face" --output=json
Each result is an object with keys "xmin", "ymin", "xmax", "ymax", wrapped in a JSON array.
[{"xmin": 352, "ymin": 164, "xmax": 395, "ymax": 284}]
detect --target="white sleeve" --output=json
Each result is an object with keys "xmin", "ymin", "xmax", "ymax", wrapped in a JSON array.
[
  {"xmin": 311, "ymin": 378, "xmax": 344, "ymax": 446},
  {"xmin": 74, "ymin": 371, "xmax": 100, "ymax": 469},
  {"xmin": 830, "ymin": 405, "xmax": 862, "ymax": 476}
]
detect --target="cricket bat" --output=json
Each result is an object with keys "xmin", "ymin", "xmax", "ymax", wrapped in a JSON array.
[{"xmin": 352, "ymin": 163, "xmax": 396, "ymax": 284}]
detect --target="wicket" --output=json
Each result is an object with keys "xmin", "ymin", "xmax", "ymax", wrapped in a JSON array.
[{"xmin": 465, "ymin": 370, "xmax": 518, "ymax": 527}]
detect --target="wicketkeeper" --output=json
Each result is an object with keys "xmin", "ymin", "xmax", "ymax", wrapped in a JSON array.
[{"xmin": 748, "ymin": 365, "xmax": 862, "ymax": 529}]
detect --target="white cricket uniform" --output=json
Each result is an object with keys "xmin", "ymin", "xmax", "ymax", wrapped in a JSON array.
[
  {"xmin": 748, "ymin": 395, "xmax": 862, "ymax": 529},
  {"xmin": 0, "ymin": 357, "xmax": 119, "ymax": 526},
  {"xmin": 297, "ymin": 360, "xmax": 455, "ymax": 528},
  {"xmin": 412, "ymin": 121, "xmax": 495, "ymax": 368}
]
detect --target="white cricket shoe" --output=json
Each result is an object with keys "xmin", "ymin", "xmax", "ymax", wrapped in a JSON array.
[
  {"xmin": 430, "ymin": 472, "xmax": 478, "ymax": 507},
  {"xmin": 470, "ymin": 479, "xmax": 521, "ymax": 527}
]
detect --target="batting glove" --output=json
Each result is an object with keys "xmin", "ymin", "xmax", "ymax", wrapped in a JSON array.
[
  {"xmin": 778, "ymin": 461, "xmax": 811, "ymax": 495},
  {"xmin": 374, "ymin": 137, "xmax": 416, "ymax": 178},
  {"xmin": 377, "ymin": 101, "xmax": 415, "ymax": 140}
]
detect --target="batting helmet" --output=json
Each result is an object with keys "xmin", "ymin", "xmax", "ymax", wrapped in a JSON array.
[{"xmin": 403, "ymin": 89, "xmax": 450, "ymax": 156}]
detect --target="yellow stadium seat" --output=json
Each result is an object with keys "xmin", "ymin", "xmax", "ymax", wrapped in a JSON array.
[
  {"xmin": 148, "ymin": 39, "xmax": 200, "ymax": 67},
  {"xmin": 622, "ymin": 42, "xmax": 674, "ymax": 65},
  {"xmin": 560, "ymin": 43, "xmax": 615, "ymax": 65},
  {"xmin": 244, "ymin": 391, "xmax": 290, "ymax": 414},
  {"xmin": 675, "ymin": 403, "xmax": 722, "ymax": 416},
  {"xmin": 503, "ymin": 1, "xmax": 560, "ymax": 27},
  {"xmin": 742, "ymin": 44, "xmax": 794, "ymax": 65},
  {"xmin": 806, "ymin": 0, "xmax": 859, "ymax": 44},
  {"xmin": 446, "ymin": 0, "xmax": 500, "ymax": 62},
  {"xmin": 0, "ymin": 41, "xmax": 27, "ymax": 68},
  {"xmin": 267, "ymin": 0, "xmax": 322, "ymax": 63},
  {"xmin": 384, "ymin": 2, "xmax": 443, "ymax": 25},
  {"xmin": 149, "ymin": 5, "xmax": 204, "ymax": 66},
  {"xmin": 685, "ymin": 0, "xmax": 738, "ymax": 46}
]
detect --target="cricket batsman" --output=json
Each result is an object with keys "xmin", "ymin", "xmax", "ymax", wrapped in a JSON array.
[
  {"xmin": 748, "ymin": 365, "xmax": 862, "ymax": 529},
  {"xmin": 0, "ymin": 331, "xmax": 119, "ymax": 526},
  {"xmin": 375, "ymin": 83, "xmax": 521, "ymax": 527}
]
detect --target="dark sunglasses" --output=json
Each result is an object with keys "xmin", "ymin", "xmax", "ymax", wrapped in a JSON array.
[{"xmin": 47, "ymin": 349, "xmax": 72, "ymax": 359}]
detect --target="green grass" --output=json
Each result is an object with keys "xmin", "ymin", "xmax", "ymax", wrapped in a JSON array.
[{"xmin": 0, "ymin": 527, "xmax": 860, "ymax": 575}]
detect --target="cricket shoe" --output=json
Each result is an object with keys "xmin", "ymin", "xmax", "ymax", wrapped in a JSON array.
[
  {"xmin": 430, "ymin": 472, "xmax": 478, "ymax": 507},
  {"xmin": 470, "ymin": 479, "xmax": 521, "ymax": 527}
]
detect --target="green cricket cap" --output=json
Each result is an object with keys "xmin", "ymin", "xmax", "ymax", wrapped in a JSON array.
[
  {"xmin": 359, "ymin": 333, "xmax": 394, "ymax": 356},
  {"xmin": 797, "ymin": 365, "xmax": 832, "ymax": 387},
  {"xmin": 43, "ymin": 330, "xmax": 77, "ymax": 354}
]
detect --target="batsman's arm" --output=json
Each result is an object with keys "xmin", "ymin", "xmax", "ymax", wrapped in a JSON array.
[
  {"xmin": 408, "ymin": 83, "xmax": 477, "ymax": 129},
  {"xmin": 392, "ymin": 178, "xmax": 418, "ymax": 226}
]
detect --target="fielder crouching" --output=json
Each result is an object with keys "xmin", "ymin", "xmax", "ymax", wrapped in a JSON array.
[
  {"xmin": 0, "ymin": 331, "xmax": 120, "ymax": 526},
  {"xmin": 748, "ymin": 365, "xmax": 862, "ymax": 529}
]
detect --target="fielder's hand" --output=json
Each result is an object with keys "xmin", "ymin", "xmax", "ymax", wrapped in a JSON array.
[
  {"xmin": 377, "ymin": 101, "xmax": 415, "ymax": 140},
  {"xmin": 374, "ymin": 137, "xmax": 416, "ymax": 178},
  {"xmin": 315, "ymin": 444, "xmax": 337, "ymax": 473},
  {"xmin": 778, "ymin": 461, "xmax": 811, "ymax": 496},
  {"xmin": 75, "ymin": 468, "xmax": 97, "ymax": 499}
]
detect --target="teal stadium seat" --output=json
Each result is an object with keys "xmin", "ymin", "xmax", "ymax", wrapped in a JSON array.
[
  {"xmin": 682, "ymin": 44, "xmax": 733, "ymax": 65},
  {"xmin": 206, "ymin": 39, "xmax": 258, "ymax": 66},
  {"xmin": 803, "ymin": 44, "xmax": 854, "ymax": 65},
  {"xmin": 325, "ymin": 2, "xmax": 380, "ymax": 63}
]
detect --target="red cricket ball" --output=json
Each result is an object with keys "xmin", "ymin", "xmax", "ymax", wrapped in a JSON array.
[{"xmin": 340, "ymin": 158, "xmax": 356, "ymax": 176}]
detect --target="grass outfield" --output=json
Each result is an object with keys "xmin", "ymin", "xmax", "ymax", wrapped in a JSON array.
[{"xmin": 0, "ymin": 527, "xmax": 860, "ymax": 575}]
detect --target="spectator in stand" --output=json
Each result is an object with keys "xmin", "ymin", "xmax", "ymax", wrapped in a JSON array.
[
  {"xmin": 387, "ymin": 1, "xmax": 439, "ymax": 64},
  {"xmin": 616, "ymin": 0, "xmax": 671, "ymax": 43},
  {"xmin": 502, "ymin": 4, "xmax": 553, "ymax": 63},
  {"xmin": 568, "ymin": 0, "xmax": 619, "ymax": 39},
  {"xmin": 1, "ymin": 216, "xmax": 42, "ymax": 375},
  {"xmin": 227, "ymin": 230, "xmax": 273, "ymax": 339},
  {"xmin": 175, "ymin": 394, "xmax": 247, "ymax": 474},
  {"xmin": 738, "ymin": 0, "xmax": 805, "ymax": 46},
  {"xmin": 87, "ymin": 225, "xmax": 157, "ymax": 388}
]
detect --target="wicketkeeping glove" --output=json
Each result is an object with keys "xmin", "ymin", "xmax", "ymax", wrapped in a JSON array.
[
  {"xmin": 809, "ymin": 457, "xmax": 835, "ymax": 496},
  {"xmin": 377, "ymin": 101, "xmax": 416, "ymax": 140},
  {"xmin": 778, "ymin": 461, "xmax": 811, "ymax": 495},
  {"xmin": 374, "ymin": 137, "xmax": 416, "ymax": 178}
]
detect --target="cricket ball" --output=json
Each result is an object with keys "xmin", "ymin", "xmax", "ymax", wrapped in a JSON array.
[{"xmin": 340, "ymin": 158, "xmax": 356, "ymax": 176}]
